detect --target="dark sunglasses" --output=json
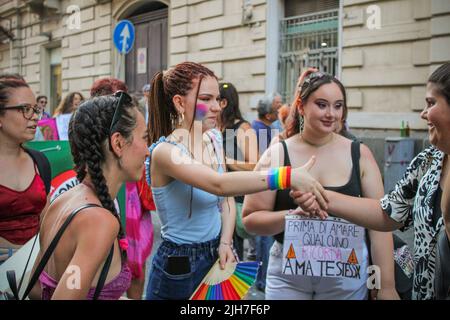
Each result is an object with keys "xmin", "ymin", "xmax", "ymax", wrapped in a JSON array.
[
  {"xmin": 1, "ymin": 104, "xmax": 43, "ymax": 120},
  {"xmin": 109, "ymin": 91, "xmax": 132, "ymax": 135}
]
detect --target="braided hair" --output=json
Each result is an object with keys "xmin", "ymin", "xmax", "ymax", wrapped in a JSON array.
[
  {"xmin": 148, "ymin": 62, "xmax": 217, "ymax": 218},
  {"xmin": 68, "ymin": 95, "xmax": 137, "ymax": 260}
]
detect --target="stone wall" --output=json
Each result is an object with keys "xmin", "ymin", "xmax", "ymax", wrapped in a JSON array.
[
  {"xmin": 342, "ymin": 0, "xmax": 450, "ymax": 133},
  {"xmin": 168, "ymin": 0, "xmax": 268, "ymax": 112},
  {"xmin": 0, "ymin": 0, "xmax": 113, "ymax": 110},
  {"xmin": 0, "ymin": 0, "xmax": 448, "ymax": 126}
]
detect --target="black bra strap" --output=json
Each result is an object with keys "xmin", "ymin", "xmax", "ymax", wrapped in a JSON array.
[
  {"xmin": 22, "ymin": 203, "xmax": 103, "ymax": 300},
  {"xmin": 93, "ymin": 245, "xmax": 114, "ymax": 300},
  {"xmin": 280, "ymin": 140, "xmax": 291, "ymax": 166},
  {"xmin": 350, "ymin": 141, "xmax": 362, "ymax": 195}
]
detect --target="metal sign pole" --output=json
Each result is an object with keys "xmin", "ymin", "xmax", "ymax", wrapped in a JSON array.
[{"xmin": 115, "ymin": 53, "xmax": 122, "ymax": 79}]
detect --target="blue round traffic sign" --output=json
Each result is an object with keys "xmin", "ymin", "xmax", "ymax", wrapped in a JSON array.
[{"xmin": 113, "ymin": 20, "xmax": 135, "ymax": 54}]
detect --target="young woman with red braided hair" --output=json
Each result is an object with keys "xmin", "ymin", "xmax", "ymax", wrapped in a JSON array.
[{"xmin": 145, "ymin": 61, "xmax": 328, "ymax": 300}]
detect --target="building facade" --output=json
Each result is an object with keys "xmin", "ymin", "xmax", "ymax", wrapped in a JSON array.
[{"xmin": 0, "ymin": 0, "xmax": 449, "ymax": 140}]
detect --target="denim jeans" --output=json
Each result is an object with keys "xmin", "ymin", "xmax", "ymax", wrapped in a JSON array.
[
  {"xmin": 145, "ymin": 236, "xmax": 219, "ymax": 300},
  {"xmin": 255, "ymin": 235, "xmax": 274, "ymax": 291}
]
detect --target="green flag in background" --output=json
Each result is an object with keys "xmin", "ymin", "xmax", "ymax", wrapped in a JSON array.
[{"xmin": 25, "ymin": 141, "xmax": 126, "ymax": 226}]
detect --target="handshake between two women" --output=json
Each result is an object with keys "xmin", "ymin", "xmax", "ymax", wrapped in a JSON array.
[{"xmin": 285, "ymin": 155, "xmax": 330, "ymax": 221}]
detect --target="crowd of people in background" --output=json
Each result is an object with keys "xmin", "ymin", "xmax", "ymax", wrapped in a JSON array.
[{"xmin": 0, "ymin": 61, "xmax": 449, "ymax": 300}]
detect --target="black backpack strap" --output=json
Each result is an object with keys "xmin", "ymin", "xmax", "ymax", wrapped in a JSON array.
[
  {"xmin": 6, "ymin": 270, "xmax": 20, "ymax": 300},
  {"xmin": 21, "ymin": 203, "xmax": 102, "ymax": 300},
  {"xmin": 93, "ymin": 245, "xmax": 114, "ymax": 300},
  {"xmin": 24, "ymin": 148, "xmax": 52, "ymax": 195},
  {"xmin": 280, "ymin": 140, "xmax": 291, "ymax": 166}
]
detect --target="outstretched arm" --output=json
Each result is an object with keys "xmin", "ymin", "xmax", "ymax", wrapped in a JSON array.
[
  {"xmin": 293, "ymin": 148, "xmax": 435, "ymax": 232},
  {"xmin": 242, "ymin": 141, "xmax": 289, "ymax": 236},
  {"xmin": 307, "ymin": 191, "xmax": 402, "ymax": 232},
  {"xmin": 242, "ymin": 142, "xmax": 308, "ymax": 236},
  {"xmin": 152, "ymin": 142, "xmax": 328, "ymax": 208},
  {"xmin": 358, "ymin": 144, "xmax": 399, "ymax": 300}
]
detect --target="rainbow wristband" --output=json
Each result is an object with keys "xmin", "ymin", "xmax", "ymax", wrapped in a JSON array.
[{"xmin": 267, "ymin": 166, "xmax": 291, "ymax": 190}]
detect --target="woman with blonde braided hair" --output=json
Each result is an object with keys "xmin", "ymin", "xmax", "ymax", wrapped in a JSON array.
[{"xmin": 28, "ymin": 93, "xmax": 149, "ymax": 299}]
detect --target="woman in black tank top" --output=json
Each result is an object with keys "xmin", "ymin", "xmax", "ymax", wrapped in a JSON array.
[
  {"xmin": 242, "ymin": 70, "xmax": 399, "ymax": 300},
  {"xmin": 219, "ymin": 82, "xmax": 259, "ymax": 174},
  {"xmin": 219, "ymin": 82, "xmax": 259, "ymax": 260}
]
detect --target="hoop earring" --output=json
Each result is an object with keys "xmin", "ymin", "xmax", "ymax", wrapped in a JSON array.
[
  {"xmin": 171, "ymin": 114, "xmax": 176, "ymax": 129},
  {"xmin": 178, "ymin": 112, "xmax": 185, "ymax": 126}
]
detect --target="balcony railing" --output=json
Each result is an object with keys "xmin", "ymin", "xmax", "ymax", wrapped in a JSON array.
[{"xmin": 279, "ymin": 9, "xmax": 339, "ymax": 102}]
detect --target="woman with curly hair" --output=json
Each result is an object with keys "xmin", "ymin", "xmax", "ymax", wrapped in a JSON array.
[
  {"xmin": 53, "ymin": 92, "xmax": 84, "ymax": 116},
  {"xmin": 53, "ymin": 92, "xmax": 84, "ymax": 140}
]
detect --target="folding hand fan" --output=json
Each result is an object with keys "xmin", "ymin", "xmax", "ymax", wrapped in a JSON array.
[{"xmin": 190, "ymin": 261, "xmax": 260, "ymax": 300}]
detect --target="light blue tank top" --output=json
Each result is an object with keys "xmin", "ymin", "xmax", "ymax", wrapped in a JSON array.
[{"xmin": 146, "ymin": 136, "xmax": 223, "ymax": 244}]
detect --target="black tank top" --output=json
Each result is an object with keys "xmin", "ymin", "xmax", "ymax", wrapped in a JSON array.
[
  {"xmin": 273, "ymin": 139, "xmax": 363, "ymax": 244},
  {"xmin": 223, "ymin": 119, "xmax": 248, "ymax": 203}
]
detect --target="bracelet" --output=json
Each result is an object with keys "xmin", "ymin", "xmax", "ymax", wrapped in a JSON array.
[
  {"xmin": 267, "ymin": 166, "xmax": 291, "ymax": 190},
  {"xmin": 220, "ymin": 241, "xmax": 233, "ymax": 247}
]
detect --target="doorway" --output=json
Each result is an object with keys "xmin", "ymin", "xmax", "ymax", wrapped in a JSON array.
[{"xmin": 125, "ymin": 4, "xmax": 168, "ymax": 97}]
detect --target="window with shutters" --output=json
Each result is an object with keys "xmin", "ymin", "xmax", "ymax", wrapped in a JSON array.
[{"xmin": 279, "ymin": 0, "xmax": 340, "ymax": 102}]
